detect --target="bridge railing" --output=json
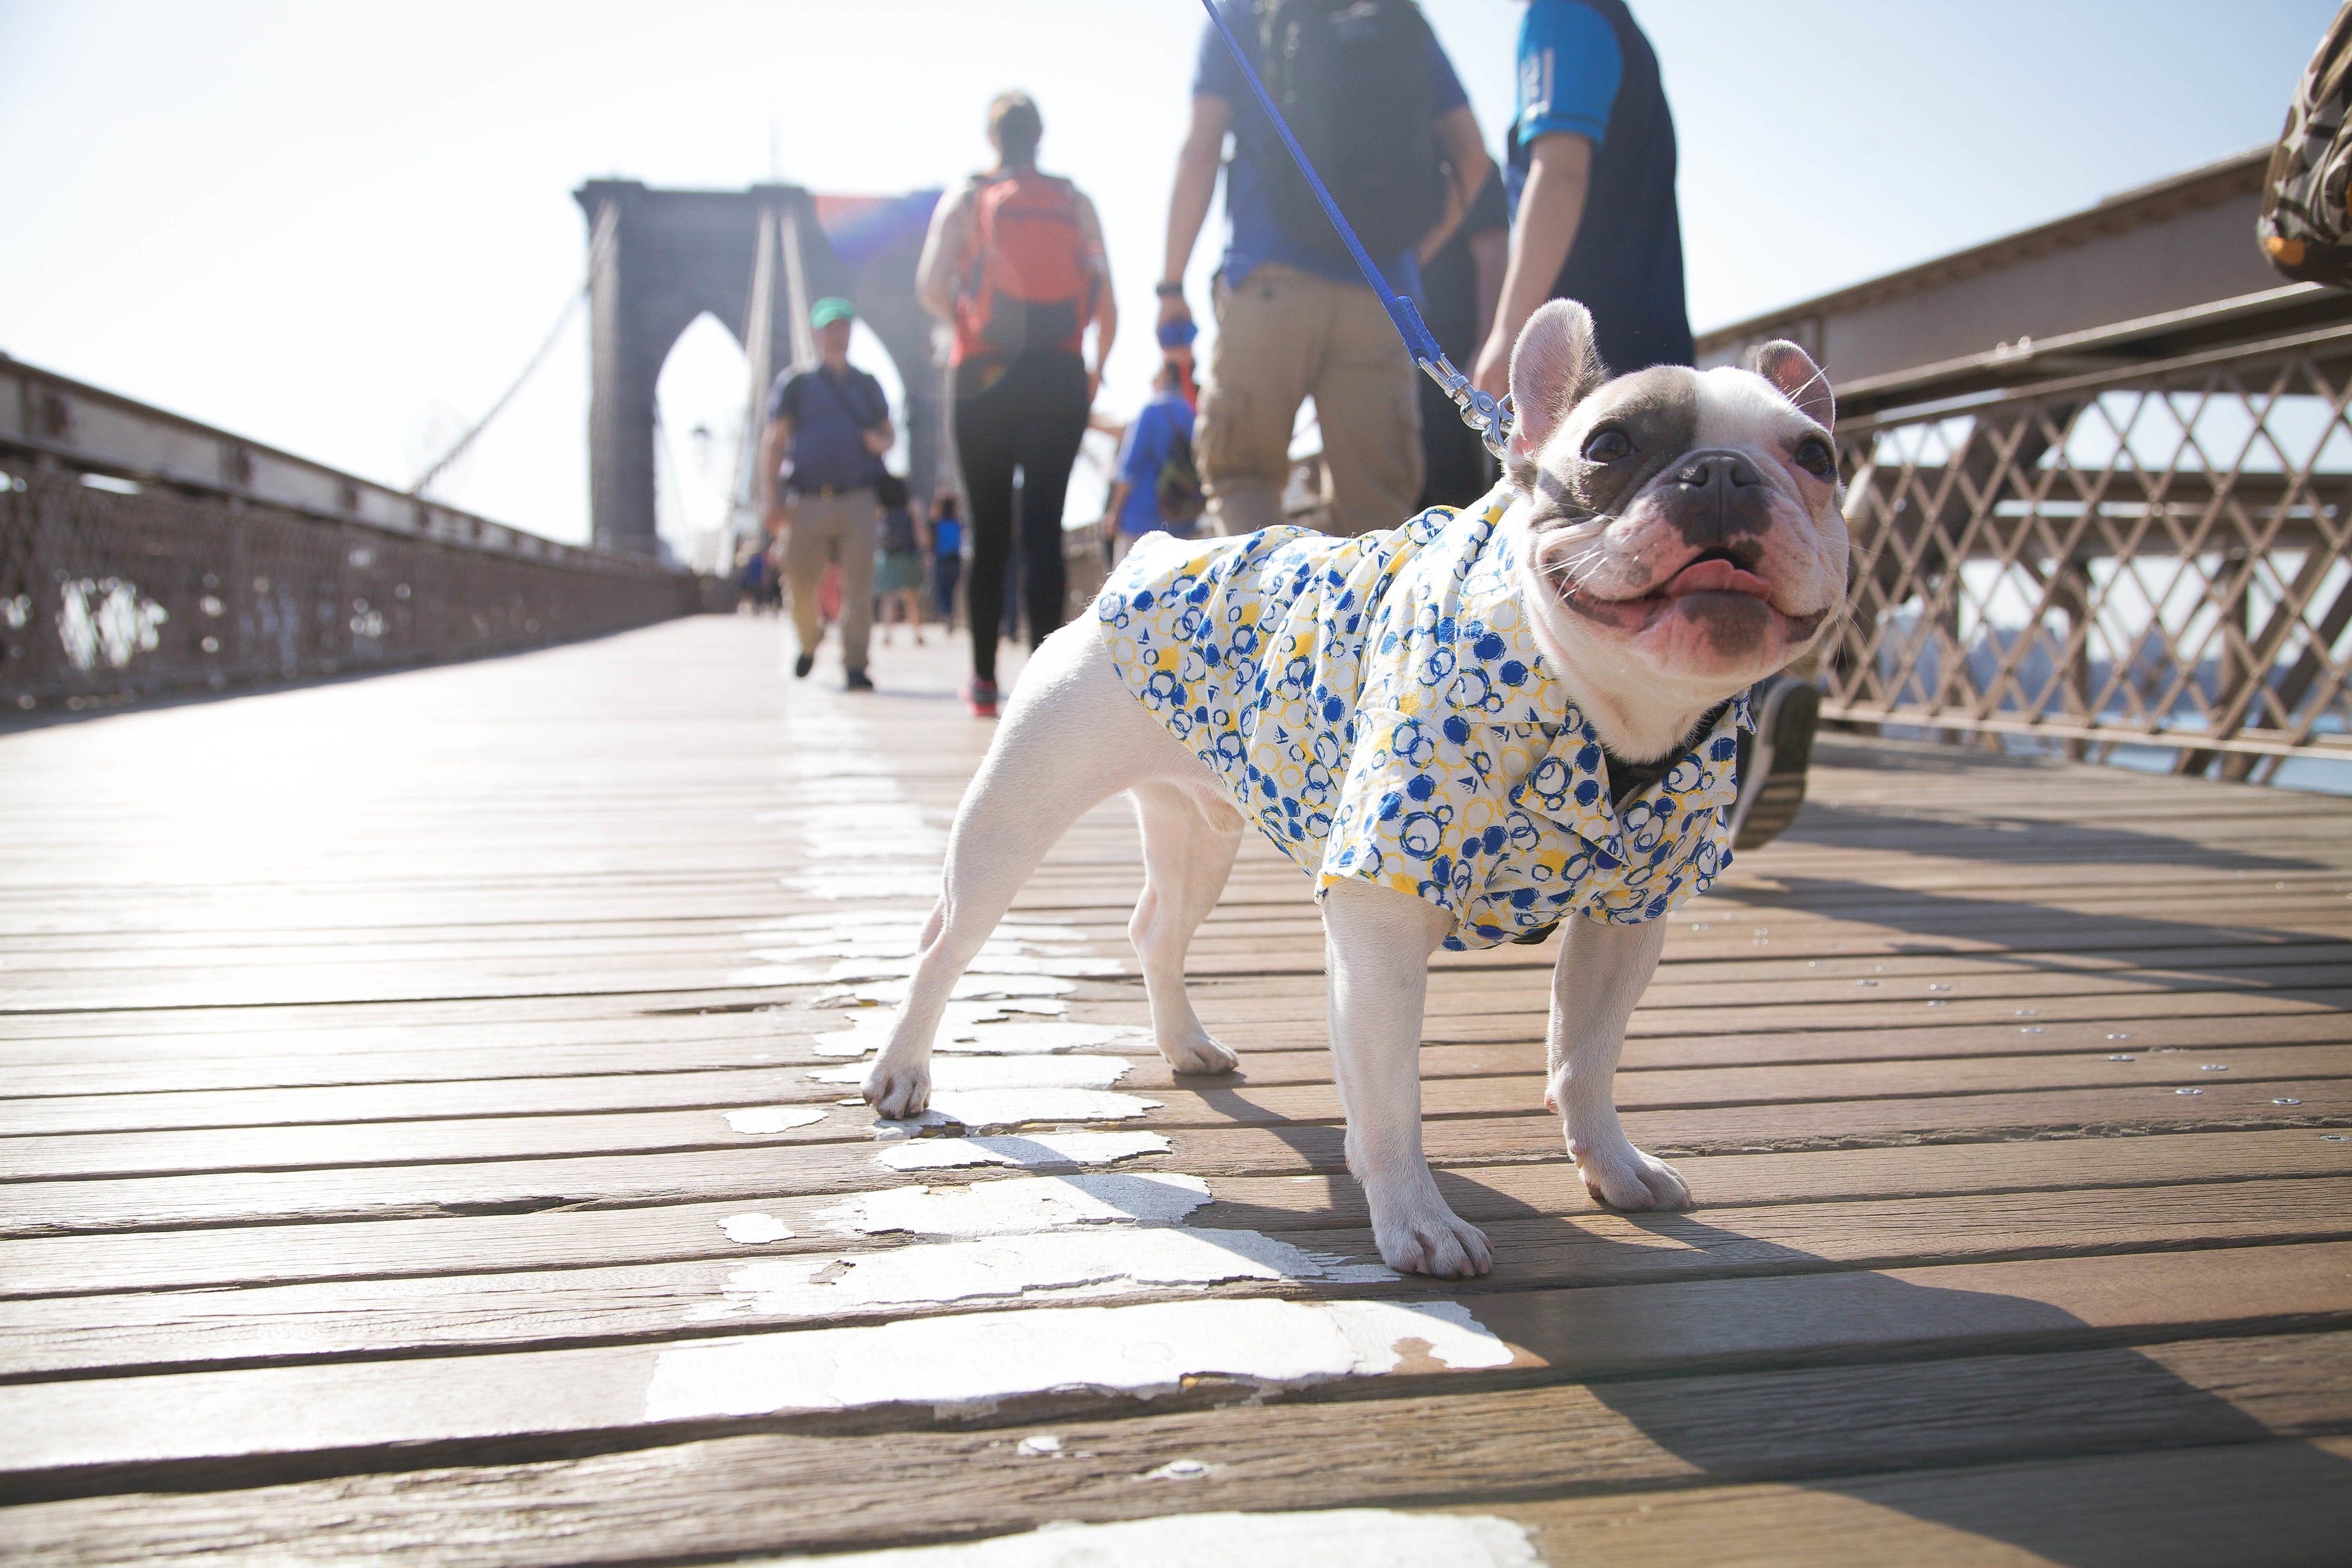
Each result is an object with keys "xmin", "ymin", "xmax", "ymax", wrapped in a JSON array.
[
  {"xmin": 1827, "ymin": 317, "xmax": 2352, "ymax": 781},
  {"xmin": 1, "ymin": 358, "xmax": 708, "ymax": 710}
]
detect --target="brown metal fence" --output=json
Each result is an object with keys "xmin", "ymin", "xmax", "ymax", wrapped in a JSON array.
[
  {"xmin": 1, "ymin": 465, "xmax": 703, "ymax": 710},
  {"xmin": 1829, "ymin": 323, "xmax": 2352, "ymax": 781}
]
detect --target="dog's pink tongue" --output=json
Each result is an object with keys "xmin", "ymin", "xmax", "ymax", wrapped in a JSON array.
[{"xmin": 1663, "ymin": 557, "xmax": 1771, "ymax": 600}]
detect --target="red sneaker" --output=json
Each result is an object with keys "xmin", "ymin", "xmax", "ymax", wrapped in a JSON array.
[{"xmin": 964, "ymin": 677, "xmax": 1000, "ymax": 718}]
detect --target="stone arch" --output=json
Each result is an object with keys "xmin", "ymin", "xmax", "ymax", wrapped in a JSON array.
[
  {"xmin": 575, "ymin": 180, "xmax": 942, "ymax": 556},
  {"xmin": 653, "ymin": 310, "xmax": 753, "ymax": 566}
]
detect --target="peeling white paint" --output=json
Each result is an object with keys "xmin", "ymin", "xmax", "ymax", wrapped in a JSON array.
[
  {"xmin": 809, "ymin": 1055, "xmax": 1133, "ymax": 1092},
  {"xmin": 875, "ymin": 1131, "xmax": 1170, "ymax": 1171},
  {"xmin": 737, "ymin": 914, "xmax": 1117, "ymax": 986},
  {"xmin": 848, "ymin": 974, "xmax": 1077, "ymax": 1005},
  {"xmin": 644, "ymin": 1297, "xmax": 1516, "ymax": 1420},
  {"xmin": 789, "ymin": 802, "xmax": 946, "ymax": 860},
  {"xmin": 720, "ymin": 1214, "xmax": 796, "ymax": 1245},
  {"xmin": 745, "ymin": 913, "xmax": 1089, "ymax": 948},
  {"xmin": 723, "ymin": 1107, "xmax": 827, "ymax": 1136},
  {"xmin": 817, "ymin": 1173, "xmax": 1213, "ymax": 1237},
  {"xmin": 785, "ymin": 867, "xmax": 940, "ymax": 902},
  {"xmin": 739, "ymin": 951, "xmax": 1119, "ymax": 987},
  {"xmin": 689, "ymin": 1226, "xmax": 1389, "ymax": 1322},
  {"xmin": 813, "ymin": 1013, "xmax": 1147, "ymax": 1059},
  {"xmin": 744, "ymin": 1511, "xmax": 1541, "ymax": 1567},
  {"xmin": 870, "ymin": 1086, "xmax": 1161, "ymax": 1134}
]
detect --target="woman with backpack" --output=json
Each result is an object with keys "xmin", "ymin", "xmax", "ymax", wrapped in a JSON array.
[{"xmin": 916, "ymin": 91, "xmax": 1117, "ymax": 717}]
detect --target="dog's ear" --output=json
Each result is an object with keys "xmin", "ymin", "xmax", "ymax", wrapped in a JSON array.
[
  {"xmin": 1746, "ymin": 340, "xmax": 1835, "ymax": 430},
  {"xmin": 1510, "ymin": 299, "xmax": 1607, "ymax": 452}
]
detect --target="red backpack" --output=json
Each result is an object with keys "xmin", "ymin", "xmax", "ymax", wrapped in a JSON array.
[{"xmin": 953, "ymin": 171, "xmax": 1096, "ymax": 365}]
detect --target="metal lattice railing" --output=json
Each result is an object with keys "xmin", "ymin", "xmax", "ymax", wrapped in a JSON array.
[
  {"xmin": 0, "ymin": 466, "xmax": 703, "ymax": 710},
  {"xmin": 1829, "ymin": 323, "xmax": 2352, "ymax": 781}
]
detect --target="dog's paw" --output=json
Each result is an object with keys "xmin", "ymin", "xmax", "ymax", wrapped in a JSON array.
[
  {"xmin": 861, "ymin": 1056, "xmax": 932, "ymax": 1119},
  {"xmin": 1569, "ymin": 1135, "xmax": 1691, "ymax": 1211},
  {"xmin": 1369, "ymin": 1198, "xmax": 1492, "ymax": 1279},
  {"xmin": 1157, "ymin": 1026, "xmax": 1239, "ymax": 1076}
]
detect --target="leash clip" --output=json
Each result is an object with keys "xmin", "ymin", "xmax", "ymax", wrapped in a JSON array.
[{"xmin": 1418, "ymin": 350, "xmax": 1514, "ymax": 461}]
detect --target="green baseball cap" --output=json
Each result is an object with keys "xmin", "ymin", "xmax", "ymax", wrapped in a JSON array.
[{"xmin": 809, "ymin": 296, "xmax": 856, "ymax": 328}]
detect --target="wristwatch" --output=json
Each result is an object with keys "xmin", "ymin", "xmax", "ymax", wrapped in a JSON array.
[{"xmin": 1154, "ymin": 281, "xmax": 1186, "ymax": 298}]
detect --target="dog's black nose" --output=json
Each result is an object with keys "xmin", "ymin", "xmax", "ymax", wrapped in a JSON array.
[{"xmin": 1671, "ymin": 451, "xmax": 1763, "ymax": 491}]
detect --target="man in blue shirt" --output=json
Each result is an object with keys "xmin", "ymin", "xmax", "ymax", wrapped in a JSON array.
[
  {"xmin": 1102, "ymin": 361, "xmax": 1200, "ymax": 563},
  {"xmin": 757, "ymin": 296, "xmax": 895, "ymax": 689},
  {"xmin": 1159, "ymin": 0, "xmax": 1490, "ymax": 538},
  {"xmin": 1471, "ymin": 0, "xmax": 1692, "ymax": 399},
  {"xmin": 1469, "ymin": 5, "xmax": 1820, "ymax": 855}
]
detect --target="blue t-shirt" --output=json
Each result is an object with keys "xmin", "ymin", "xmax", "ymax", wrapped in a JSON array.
[
  {"xmin": 767, "ymin": 365, "xmax": 889, "ymax": 492},
  {"xmin": 1193, "ymin": 0, "xmax": 1469, "ymax": 302},
  {"xmin": 1115, "ymin": 391, "xmax": 1200, "ymax": 538},
  {"xmin": 1505, "ymin": 0, "xmax": 1691, "ymax": 371},
  {"xmin": 932, "ymin": 515, "xmax": 962, "ymax": 557}
]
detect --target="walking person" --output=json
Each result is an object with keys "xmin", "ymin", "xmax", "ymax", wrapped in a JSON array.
[
  {"xmin": 1416, "ymin": 154, "xmax": 1509, "ymax": 510},
  {"xmin": 1102, "ymin": 360, "xmax": 1202, "ymax": 565},
  {"xmin": 929, "ymin": 489, "xmax": 965, "ymax": 633},
  {"xmin": 757, "ymin": 296, "xmax": 896, "ymax": 691},
  {"xmin": 1468, "ymin": 0, "xmax": 1814, "ymax": 851},
  {"xmin": 1469, "ymin": 0, "xmax": 1691, "ymax": 396},
  {"xmin": 917, "ymin": 91, "xmax": 1116, "ymax": 717},
  {"xmin": 1161, "ymin": 0, "xmax": 1490, "ymax": 538},
  {"xmin": 872, "ymin": 473, "xmax": 926, "ymax": 644}
]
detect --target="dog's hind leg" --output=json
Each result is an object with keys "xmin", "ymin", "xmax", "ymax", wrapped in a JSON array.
[
  {"xmin": 1546, "ymin": 913, "xmax": 1689, "ymax": 1210},
  {"xmin": 862, "ymin": 621, "xmax": 1188, "ymax": 1119},
  {"xmin": 1128, "ymin": 779, "xmax": 1244, "ymax": 1075}
]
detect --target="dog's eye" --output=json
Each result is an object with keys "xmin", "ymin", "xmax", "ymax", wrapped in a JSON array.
[
  {"xmin": 1582, "ymin": 427, "xmax": 1632, "ymax": 463},
  {"xmin": 1793, "ymin": 435, "xmax": 1835, "ymax": 478}
]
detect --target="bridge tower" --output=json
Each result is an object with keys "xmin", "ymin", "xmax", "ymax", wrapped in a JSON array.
[{"xmin": 574, "ymin": 180, "xmax": 942, "ymax": 558}]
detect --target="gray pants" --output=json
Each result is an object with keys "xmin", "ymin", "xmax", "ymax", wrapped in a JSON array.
[{"xmin": 783, "ymin": 489, "xmax": 879, "ymax": 673}]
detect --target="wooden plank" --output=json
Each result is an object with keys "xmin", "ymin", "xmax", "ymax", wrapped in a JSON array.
[
  {"xmin": 3, "ymin": 1241, "xmax": 2348, "ymax": 1501},
  {"xmin": 3, "ymin": 1340, "xmax": 2345, "ymax": 1564},
  {"xmin": 5, "ymin": 1072, "xmax": 2345, "ymax": 1185},
  {"xmin": 9, "ymin": 1000, "xmax": 2349, "ymax": 1102},
  {"xmin": 8, "ymin": 1179, "xmax": 2351, "ymax": 1380},
  {"xmin": 7, "ymin": 1041, "xmax": 2347, "ymax": 1139},
  {"xmin": 1504, "ymin": 1436, "xmax": 2352, "ymax": 1567},
  {"xmin": 9, "ymin": 1129, "xmax": 2347, "ymax": 1297}
]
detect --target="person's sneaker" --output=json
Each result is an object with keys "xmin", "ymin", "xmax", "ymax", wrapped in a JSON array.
[
  {"xmin": 1729, "ymin": 674, "xmax": 1820, "ymax": 852},
  {"xmin": 843, "ymin": 668, "xmax": 875, "ymax": 693},
  {"xmin": 793, "ymin": 651, "xmax": 815, "ymax": 679},
  {"xmin": 965, "ymin": 677, "xmax": 1000, "ymax": 718}
]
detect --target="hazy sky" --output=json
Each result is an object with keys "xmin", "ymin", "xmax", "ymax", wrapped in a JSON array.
[{"xmin": 0, "ymin": 0, "xmax": 2336, "ymax": 549}]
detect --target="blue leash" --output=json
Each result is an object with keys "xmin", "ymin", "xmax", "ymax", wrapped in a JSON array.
[{"xmin": 1197, "ymin": 0, "xmax": 1512, "ymax": 459}]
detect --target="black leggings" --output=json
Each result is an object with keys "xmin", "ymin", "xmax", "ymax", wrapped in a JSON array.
[{"xmin": 954, "ymin": 351, "xmax": 1089, "ymax": 683}]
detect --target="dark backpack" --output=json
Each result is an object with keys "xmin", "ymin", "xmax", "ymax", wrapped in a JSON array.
[
  {"xmin": 2261, "ymin": 2, "xmax": 2352, "ymax": 287},
  {"xmin": 1155, "ymin": 422, "xmax": 1207, "ymax": 529},
  {"xmin": 1252, "ymin": 0, "xmax": 1446, "ymax": 265}
]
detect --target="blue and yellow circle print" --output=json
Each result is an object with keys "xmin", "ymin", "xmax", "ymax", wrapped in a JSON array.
[{"xmin": 1094, "ymin": 498, "xmax": 1751, "ymax": 951}]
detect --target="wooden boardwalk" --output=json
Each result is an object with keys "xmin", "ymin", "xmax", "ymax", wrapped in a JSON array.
[{"xmin": 3, "ymin": 613, "xmax": 2350, "ymax": 1566}]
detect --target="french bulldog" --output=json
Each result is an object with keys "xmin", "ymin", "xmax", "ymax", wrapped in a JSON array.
[{"xmin": 862, "ymin": 299, "xmax": 1848, "ymax": 1277}]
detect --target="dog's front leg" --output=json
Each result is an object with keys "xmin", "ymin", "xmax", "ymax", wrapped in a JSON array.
[
  {"xmin": 1322, "ymin": 880, "xmax": 1492, "ymax": 1278},
  {"xmin": 1547, "ymin": 915, "xmax": 1690, "ymax": 1209}
]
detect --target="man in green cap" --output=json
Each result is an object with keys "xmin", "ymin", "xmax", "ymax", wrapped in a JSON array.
[{"xmin": 757, "ymin": 295, "xmax": 896, "ymax": 689}]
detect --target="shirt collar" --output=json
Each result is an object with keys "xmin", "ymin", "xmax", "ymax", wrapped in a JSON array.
[{"xmin": 1510, "ymin": 696, "xmax": 1745, "ymax": 864}]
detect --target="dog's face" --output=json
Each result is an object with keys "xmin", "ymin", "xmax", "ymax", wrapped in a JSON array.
[{"xmin": 1503, "ymin": 301, "xmax": 1848, "ymax": 755}]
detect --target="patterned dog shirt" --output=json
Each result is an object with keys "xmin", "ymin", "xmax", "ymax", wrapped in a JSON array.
[{"xmin": 1094, "ymin": 496, "xmax": 1750, "ymax": 950}]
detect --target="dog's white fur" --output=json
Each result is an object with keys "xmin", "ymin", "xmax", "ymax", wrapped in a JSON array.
[{"xmin": 863, "ymin": 302, "xmax": 1847, "ymax": 1277}]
